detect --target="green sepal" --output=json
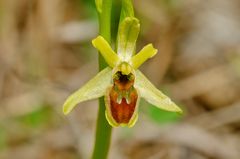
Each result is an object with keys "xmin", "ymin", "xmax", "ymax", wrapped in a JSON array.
[
  {"xmin": 92, "ymin": 36, "xmax": 120, "ymax": 68},
  {"xmin": 63, "ymin": 67, "xmax": 112, "ymax": 115},
  {"xmin": 117, "ymin": 17, "xmax": 140, "ymax": 61},
  {"xmin": 131, "ymin": 44, "xmax": 158, "ymax": 69},
  {"xmin": 135, "ymin": 70, "xmax": 182, "ymax": 113}
]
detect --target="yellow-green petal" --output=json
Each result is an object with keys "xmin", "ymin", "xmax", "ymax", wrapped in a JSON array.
[
  {"xmin": 117, "ymin": 17, "xmax": 140, "ymax": 61},
  {"xmin": 63, "ymin": 67, "xmax": 112, "ymax": 115},
  {"xmin": 92, "ymin": 36, "xmax": 120, "ymax": 68},
  {"xmin": 135, "ymin": 70, "xmax": 182, "ymax": 113},
  {"xmin": 131, "ymin": 44, "xmax": 158, "ymax": 69}
]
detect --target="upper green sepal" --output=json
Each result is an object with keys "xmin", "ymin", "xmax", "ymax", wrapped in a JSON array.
[{"xmin": 117, "ymin": 17, "xmax": 140, "ymax": 61}]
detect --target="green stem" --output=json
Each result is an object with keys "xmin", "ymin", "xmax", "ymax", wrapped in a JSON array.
[{"xmin": 91, "ymin": 0, "xmax": 113, "ymax": 159}]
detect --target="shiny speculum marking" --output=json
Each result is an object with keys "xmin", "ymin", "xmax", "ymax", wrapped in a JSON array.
[{"xmin": 109, "ymin": 71, "xmax": 138, "ymax": 124}]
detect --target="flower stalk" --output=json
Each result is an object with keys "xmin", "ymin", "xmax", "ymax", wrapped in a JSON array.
[{"xmin": 92, "ymin": 0, "xmax": 113, "ymax": 159}]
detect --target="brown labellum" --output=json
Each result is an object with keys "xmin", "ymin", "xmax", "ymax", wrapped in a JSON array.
[{"xmin": 108, "ymin": 71, "xmax": 138, "ymax": 125}]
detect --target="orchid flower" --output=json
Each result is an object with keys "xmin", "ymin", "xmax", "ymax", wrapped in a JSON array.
[{"xmin": 63, "ymin": 17, "xmax": 182, "ymax": 127}]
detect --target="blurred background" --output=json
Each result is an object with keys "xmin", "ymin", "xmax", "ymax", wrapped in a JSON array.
[{"xmin": 0, "ymin": 0, "xmax": 240, "ymax": 159}]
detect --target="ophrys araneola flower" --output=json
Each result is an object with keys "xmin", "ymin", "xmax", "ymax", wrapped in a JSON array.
[{"xmin": 63, "ymin": 17, "xmax": 182, "ymax": 127}]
